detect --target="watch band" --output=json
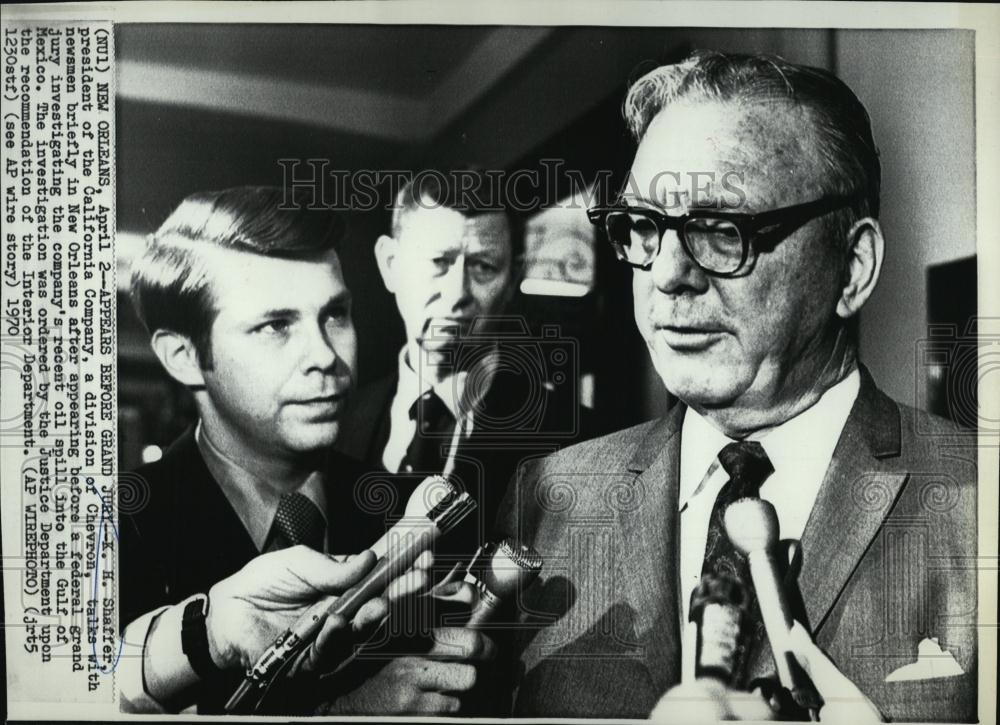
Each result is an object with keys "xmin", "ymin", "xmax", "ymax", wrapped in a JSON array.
[{"xmin": 181, "ymin": 595, "xmax": 223, "ymax": 679}]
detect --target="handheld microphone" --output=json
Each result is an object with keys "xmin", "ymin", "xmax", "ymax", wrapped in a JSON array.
[
  {"xmin": 652, "ymin": 574, "xmax": 760, "ymax": 723},
  {"xmin": 462, "ymin": 538, "xmax": 543, "ymax": 629},
  {"xmin": 688, "ymin": 572, "xmax": 750, "ymax": 685},
  {"xmin": 724, "ymin": 497, "xmax": 820, "ymax": 719},
  {"xmin": 225, "ymin": 476, "xmax": 477, "ymax": 713},
  {"xmin": 368, "ymin": 475, "xmax": 458, "ymax": 560}
]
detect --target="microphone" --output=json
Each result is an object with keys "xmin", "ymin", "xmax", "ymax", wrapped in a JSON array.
[
  {"xmin": 368, "ymin": 475, "xmax": 458, "ymax": 560},
  {"xmin": 724, "ymin": 497, "xmax": 820, "ymax": 719},
  {"xmin": 462, "ymin": 538, "xmax": 543, "ymax": 629},
  {"xmin": 651, "ymin": 574, "xmax": 758, "ymax": 722},
  {"xmin": 687, "ymin": 572, "xmax": 750, "ymax": 685},
  {"xmin": 225, "ymin": 476, "xmax": 476, "ymax": 714}
]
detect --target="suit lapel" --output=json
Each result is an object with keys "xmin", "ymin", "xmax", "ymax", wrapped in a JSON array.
[
  {"xmin": 336, "ymin": 374, "xmax": 397, "ymax": 466},
  {"xmin": 165, "ymin": 431, "xmax": 260, "ymax": 593},
  {"xmin": 617, "ymin": 404, "xmax": 686, "ymax": 694},
  {"xmin": 746, "ymin": 367, "xmax": 905, "ymax": 680},
  {"xmin": 797, "ymin": 368, "xmax": 904, "ymax": 632}
]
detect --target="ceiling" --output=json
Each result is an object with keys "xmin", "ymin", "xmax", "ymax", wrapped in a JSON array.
[
  {"xmin": 118, "ymin": 24, "xmax": 494, "ymax": 98},
  {"xmin": 117, "ymin": 24, "xmax": 552, "ymax": 144},
  {"xmin": 114, "ymin": 25, "xmax": 834, "ymax": 236}
]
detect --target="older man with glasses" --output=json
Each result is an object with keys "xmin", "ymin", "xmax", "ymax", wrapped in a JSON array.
[{"xmin": 496, "ymin": 50, "xmax": 977, "ymax": 722}]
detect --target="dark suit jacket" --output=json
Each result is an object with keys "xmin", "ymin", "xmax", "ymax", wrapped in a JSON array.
[
  {"xmin": 119, "ymin": 428, "xmax": 388, "ymax": 712},
  {"xmin": 120, "ymin": 428, "xmax": 385, "ymax": 627},
  {"xmin": 335, "ymin": 364, "xmax": 595, "ymax": 558},
  {"xmin": 495, "ymin": 368, "xmax": 978, "ymax": 722}
]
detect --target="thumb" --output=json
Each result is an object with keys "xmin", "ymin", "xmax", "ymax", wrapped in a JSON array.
[
  {"xmin": 788, "ymin": 620, "xmax": 842, "ymax": 685},
  {"xmin": 788, "ymin": 621, "xmax": 882, "ymax": 723}
]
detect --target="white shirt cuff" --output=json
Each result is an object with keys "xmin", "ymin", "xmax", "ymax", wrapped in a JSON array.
[{"xmin": 118, "ymin": 606, "xmax": 170, "ymax": 713}]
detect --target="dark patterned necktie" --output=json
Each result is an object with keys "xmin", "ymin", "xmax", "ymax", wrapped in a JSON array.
[
  {"xmin": 272, "ymin": 491, "xmax": 326, "ymax": 551},
  {"xmin": 399, "ymin": 389, "xmax": 456, "ymax": 474},
  {"xmin": 701, "ymin": 440, "xmax": 774, "ymax": 682}
]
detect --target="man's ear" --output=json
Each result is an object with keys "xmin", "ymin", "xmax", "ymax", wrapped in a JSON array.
[
  {"xmin": 836, "ymin": 217, "xmax": 885, "ymax": 320},
  {"xmin": 150, "ymin": 329, "xmax": 207, "ymax": 388},
  {"xmin": 373, "ymin": 234, "xmax": 398, "ymax": 293}
]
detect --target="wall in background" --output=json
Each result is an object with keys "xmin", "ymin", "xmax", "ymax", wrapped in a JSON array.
[
  {"xmin": 836, "ymin": 30, "xmax": 976, "ymax": 408},
  {"xmin": 116, "ymin": 27, "xmax": 978, "ymax": 465}
]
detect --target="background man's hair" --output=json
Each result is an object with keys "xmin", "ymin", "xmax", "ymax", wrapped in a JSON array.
[
  {"xmin": 624, "ymin": 50, "xmax": 881, "ymax": 233},
  {"xmin": 391, "ymin": 168, "xmax": 526, "ymax": 266},
  {"xmin": 129, "ymin": 185, "xmax": 346, "ymax": 367}
]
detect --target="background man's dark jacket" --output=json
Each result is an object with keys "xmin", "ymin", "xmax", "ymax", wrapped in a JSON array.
[{"xmin": 335, "ymin": 364, "xmax": 597, "ymax": 560}]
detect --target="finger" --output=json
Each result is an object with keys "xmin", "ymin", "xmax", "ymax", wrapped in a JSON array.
[
  {"xmin": 413, "ymin": 549, "xmax": 434, "ymax": 570},
  {"xmin": 304, "ymin": 612, "xmax": 350, "ymax": 672},
  {"xmin": 427, "ymin": 627, "xmax": 496, "ymax": 662},
  {"xmin": 386, "ymin": 567, "xmax": 431, "ymax": 603},
  {"xmin": 788, "ymin": 620, "xmax": 848, "ymax": 686},
  {"xmin": 415, "ymin": 692, "xmax": 461, "ymax": 714},
  {"xmin": 788, "ymin": 621, "xmax": 882, "ymax": 723},
  {"xmin": 431, "ymin": 579, "xmax": 477, "ymax": 607},
  {"xmin": 413, "ymin": 660, "xmax": 477, "ymax": 693},
  {"xmin": 284, "ymin": 546, "xmax": 377, "ymax": 594},
  {"xmin": 727, "ymin": 688, "xmax": 776, "ymax": 721},
  {"xmin": 434, "ymin": 560, "xmax": 466, "ymax": 587},
  {"xmin": 353, "ymin": 596, "xmax": 390, "ymax": 639},
  {"xmin": 429, "ymin": 579, "xmax": 464, "ymax": 600}
]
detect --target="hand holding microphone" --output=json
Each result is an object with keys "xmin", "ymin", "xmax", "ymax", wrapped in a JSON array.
[
  {"xmin": 461, "ymin": 538, "xmax": 543, "ymax": 628},
  {"xmin": 651, "ymin": 573, "xmax": 773, "ymax": 723},
  {"xmin": 323, "ymin": 539, "xmax": 542, "ymax": 716},
  {"xmin": 225, "ymin": 476, "xmax": 476, "ymax": 713},
  {"xmin": 786, "ymin": 621, "xmax": 882, "ymax": 723}
]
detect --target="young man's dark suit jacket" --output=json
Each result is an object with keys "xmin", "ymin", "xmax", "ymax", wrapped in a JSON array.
[
  {"xmin": 119, "ymin": 428, "xmax": 385, "ymax": 712},
  {"xmin": 335, "ymin": 366, "xmax": 594, "ymax": 556},
  {"xmin": 495, "ymin": 366, "xmax": 978, "ymax": 722},
  {"xmin": 120, "ymin": 428, "xmax": 384, "ymax": 626}
]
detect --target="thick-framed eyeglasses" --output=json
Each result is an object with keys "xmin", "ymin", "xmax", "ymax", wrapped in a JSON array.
[{"xmin": 587, "ymin": 194, "xmax": 861, "ymax": 277}]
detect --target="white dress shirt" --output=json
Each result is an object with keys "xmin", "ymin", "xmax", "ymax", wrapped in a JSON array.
[
  {"xmin": 677, "ymin": 369, "xmax": 861, "ymax": 627},
  {"xmin": 381, "ymin": 346, "xmax": 487, "ymax": 473}
]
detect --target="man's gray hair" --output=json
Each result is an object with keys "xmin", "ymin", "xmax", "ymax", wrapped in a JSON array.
[{"xmin": 624, "ymin": 50, "xmax": 881, "ymax": 223}]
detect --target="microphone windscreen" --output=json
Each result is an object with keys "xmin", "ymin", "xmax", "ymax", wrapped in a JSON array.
[
  {"xmin": 369, "ymin": 475, "xmax": 454, "ymax": 559},
  {"xmin": 464, "ymin": 539, "xmax": 543, "ymax": 628},
  {"xmin": 477, "ymin": 539, "xmax": 543, "ymax": 599},
  {"xmin": 723, "ymin": 497, "xmax": 779, "ymax": 554},
  {"xmin": 689, "ymin": 573, "xmax": 750, "ymax": 684}
]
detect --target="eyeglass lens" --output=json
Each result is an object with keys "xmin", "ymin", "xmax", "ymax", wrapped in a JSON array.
[{"xmin": 605, "ymin": 211, "xmax": 744, "ymax": 274}]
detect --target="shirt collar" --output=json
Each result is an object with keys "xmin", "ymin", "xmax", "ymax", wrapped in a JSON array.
[
  {"xmin": 397, "ymin": 344, "xmax": 499, "ymax": 419},
  {"xmin": 679, "ymin": 404, "xmax": 733, "ymax": 510},
  {"xmin": 397, "ymin": 346, "xmax": 431, "ymax": 412},
  {"xmin": 679, "ymin": 368, "xmax": 861, "ymax": 510},
  {"xmin": 195, "ymin": 421, "xmax": 328, "ymax": 551},
  {"xmin": 749, "ymin": 368, "xmax": 860, "ymax": 483}
]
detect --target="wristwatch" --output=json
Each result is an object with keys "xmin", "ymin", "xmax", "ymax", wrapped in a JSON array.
[{"xmin": 181, "ymin": 595, "xmax": 224, "ymax": 679}]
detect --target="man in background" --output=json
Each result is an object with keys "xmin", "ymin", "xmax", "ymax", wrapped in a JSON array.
[
  {"xmin": 121, "ymin": 186, "xmax": 493, "ymax": 714},
  {"xmin": 337, "ymin": 171, "xmax": 589, "ymax": 557},
  {"xmin": 497, "ymin": 51, "xmax": 977, "ymax": 722}
]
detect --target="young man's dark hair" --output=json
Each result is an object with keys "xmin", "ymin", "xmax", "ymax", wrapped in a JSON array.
[{"xmin": 130, "ymin": 186, "xmax": 345, "ymax": 366}]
